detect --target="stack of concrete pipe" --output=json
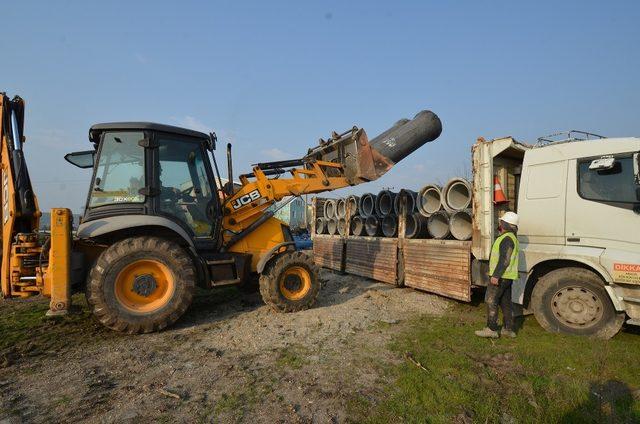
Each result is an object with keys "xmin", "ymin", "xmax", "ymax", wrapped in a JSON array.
[
  {"xmin": 315, "ymin": 176, "xmax": 472, "ymax": 240},
  {"xmin": 416, "ymin": 177, "xmax": 473, "ymax": 240}
]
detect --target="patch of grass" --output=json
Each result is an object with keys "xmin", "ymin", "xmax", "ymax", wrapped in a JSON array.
[
  {"xmin": 215, "ymin": 392, "xmax": 243, "ymax": 414},
  {"xmin": 275, "ymin": 346, "xmax": 308, "ymax": 370},
  {"xmin": 0, "ymin": 294, "xmax": 117, "ymax": 365},
  {"xmin": 350, "ymin": 302, "xmax": 640, "ymax": 423}
]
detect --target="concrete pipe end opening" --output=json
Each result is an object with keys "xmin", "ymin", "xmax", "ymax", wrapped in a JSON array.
[
  {"xmin": 327, "ymin": 218, "xmax": 338, "ymax": 235},
  {"xmin": 381, "ymin": 215, "xmax": 398, "ymax": 237},
  {"xmin": 418, "ymin": 185, "xmax": 442, "ymax": 216},
  {"xmin": 324, "ymin": 200, "xmax": 337, "ymax": 219},
  {"xmin": 360, "ymin": 194, "xmax": 376, "ymax": 217},
  {"xmin": 428, "ymin": 212, "xmax": 450, "ymax": 239},
  {"xmin": 364, "ymin": 216, "xmax": 380, "ymax": 236},
  {"xmin": 443, "ymin": 178, "xmax": 472, "ymax": 212},
  {"xmin": 450, "ymin": 209, "xmax": 473, "ymax": 241}
]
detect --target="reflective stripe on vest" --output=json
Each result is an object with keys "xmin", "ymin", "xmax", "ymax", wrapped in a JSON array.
[{"xmin": 489, "ymin": 232, "xmax": 519, "ymax": 280}]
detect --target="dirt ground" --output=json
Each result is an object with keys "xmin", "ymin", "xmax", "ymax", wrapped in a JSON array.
[{"xmin": 0, "ymin": 269, "xmax": 451, "ymax": 423}]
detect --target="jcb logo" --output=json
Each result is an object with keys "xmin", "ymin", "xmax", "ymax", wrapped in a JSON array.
[{"xmin": 231, "ymin": 189, "xmax": 261, "ymax": 210}]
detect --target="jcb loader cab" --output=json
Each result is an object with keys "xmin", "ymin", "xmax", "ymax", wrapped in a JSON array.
[{"xmin": 68, "ymin": 122, "xmax": 304, "ymax": 333}]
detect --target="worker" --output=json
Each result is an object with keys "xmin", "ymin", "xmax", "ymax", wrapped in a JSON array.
[{"xmin": 475, "ymin": 211, "xmax": 519, "ymax": 339}]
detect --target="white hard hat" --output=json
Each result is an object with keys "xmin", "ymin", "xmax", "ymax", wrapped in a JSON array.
[{"xmin": 500, "ymin": 211, "xmax": 519, "ymax": 227}]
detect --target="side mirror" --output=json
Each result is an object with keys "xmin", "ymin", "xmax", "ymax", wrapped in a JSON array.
[
  {"xmin": 589, "ymin": 156, "xmax": 615, "ymax": 171},
  {"xmin": 64, "ymin": 150, "xmax": 95, "ymax": 168}
]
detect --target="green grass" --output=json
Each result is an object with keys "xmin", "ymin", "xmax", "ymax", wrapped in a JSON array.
[
  {"xmin": 349, "ymin": 302, "xmax": 640, "ymax": 423},
  {"xmin": 0, "ymin": 294, "xmax": 117, "ymax": 366},
  {"xmin": 275, "ymin": 346, "xmax": 308, "ymax": 370}
]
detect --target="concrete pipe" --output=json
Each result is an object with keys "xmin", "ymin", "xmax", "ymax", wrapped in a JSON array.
[
  {"xmin": 376, "ymin": 190, "xmax": 396, "ymax": 216},
  {"xmin": 381, "ymin": 214, "xmax": 398, "ymax": 238},
  {"xmin": 323, "ymin": 199, "xmax": 337, "ymax": 219},
  {"xmin": 346, "ymin": 195, "xmax": 360, "ymax": 216},
  {"xmin": 337, "ymin": 217, "xmax": 348, "ymax": 236},
  {"xmin": 369, "ymin": 110, "xmax": 443, "ymax": 164},
  {"xmin": 405, "ymin": 212, "xmax": 429, "ymax": 239},
  {"xmin": 427, "ymin": 211, "xmax": 451, "ymax": 239},
  {"xmin": 359, "ymin": 193, "xmax": 376, "ymax": 217},
  {"xmin": 417, "ymin": 184, "xmax": 442, "ymax": 217},
  {"xmin": 327, "ymin": 218, "xmax": 338, "ymax": 235},
  {"xmin": 393, "ymin": 189, "xmax": 418, "ymax": 215},
  {"xmin": 364, "ymin": 216, "xmax": 381, "ymax": 237},
  {"xmin": 315, "ymin": 217, "xmax": 327, "ymax": 234},
  {"xmin": 450, "ymin": 209, "xmax": 473, "ymax": 241},
  {"xmin": 351, "ymin": 215, "xmax": 365, "ymax": 236},
  {"xmin": 336, "ymin": 198, "xmax": 347, "ymax": 218},
  {"xmin": 442, "ymin": 178, "xmax": 472, "ymax": 212},
  {"xmin": 315, "ymin": 198, "xmax": 327, "ymax": 218}
]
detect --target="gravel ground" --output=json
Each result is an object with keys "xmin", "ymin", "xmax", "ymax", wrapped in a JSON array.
[{"xmin": 0, "ymin": 269, "xmax": 451, "ymax": 423}]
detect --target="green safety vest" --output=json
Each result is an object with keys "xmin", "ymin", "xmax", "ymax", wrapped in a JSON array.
[{"xmin": 489, "ymin": 232, "xmax": 519, "ymax": 280}]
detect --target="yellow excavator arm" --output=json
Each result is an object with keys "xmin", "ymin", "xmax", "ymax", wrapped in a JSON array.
[{"xmin": 0, "ymin": 93, "xmax": 72, "ymax": 315}]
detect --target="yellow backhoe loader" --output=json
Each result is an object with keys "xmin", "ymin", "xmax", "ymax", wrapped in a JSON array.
[{"xmin": 0, "ymin": 93, "xmax": 442, "ymax": 333}]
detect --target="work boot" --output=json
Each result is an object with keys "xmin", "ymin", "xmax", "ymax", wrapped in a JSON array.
[
  {"xmin": 501, "ymin": 329, "xmax": 517, "ymax": 338},
  {"xmin": 474, "ymin": 327, "xmax": 499, "ymax": 338}
]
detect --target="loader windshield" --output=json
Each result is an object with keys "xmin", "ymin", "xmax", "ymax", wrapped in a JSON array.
[{"xmin": 89, "ymin": 131, "xmax": 145, "ymax": 207}]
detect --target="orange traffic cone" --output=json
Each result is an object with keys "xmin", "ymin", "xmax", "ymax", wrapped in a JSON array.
[{"xmin": 493, "ymin": 176, "xmax": 508, "ymax": 204}]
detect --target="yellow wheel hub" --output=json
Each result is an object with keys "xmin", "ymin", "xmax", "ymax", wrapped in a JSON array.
[
  {"xmin": 114, "ymin": 259, "xmax": 175, "ymax": 313},
  {"xmin": 279, "ymin": 266, "xmax": 312, "ymax": 301}
]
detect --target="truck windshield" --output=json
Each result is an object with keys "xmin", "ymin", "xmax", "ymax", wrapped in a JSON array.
[
  {"xmin": 578, "ymin": 155, "xmax": 637, "ymax": 203},
  {"xmin": 89, "ymin": 132, "xmax": 145, "ymax": 207}
]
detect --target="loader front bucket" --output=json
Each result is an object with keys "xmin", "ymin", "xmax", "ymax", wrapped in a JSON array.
[{"xmin": 304, "ymin": 110, "xmax": 442, "ymax": 185}]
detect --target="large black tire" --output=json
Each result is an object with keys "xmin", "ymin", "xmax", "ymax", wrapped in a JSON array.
[
  {"xmin": 259, "ymin": 251, "xmax": 320, "ymax": 312},
  {"xmin": 86, "ymin": 237, "xmax": 195, "ymax": 334},
  {"xmin": 531, "ymin": 267, "xmax": 624, "ymax": 339}
]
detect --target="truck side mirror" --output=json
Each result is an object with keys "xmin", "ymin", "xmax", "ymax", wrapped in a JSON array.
[{"xmin": 589, "ymin": 156, "xmax": 615, "ymax": 171}]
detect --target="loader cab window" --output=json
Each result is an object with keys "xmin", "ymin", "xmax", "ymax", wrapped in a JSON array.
[
  {"xmin": 89, "ymin": 132, "xmax": 145, "ymax": 207},
  {"xmin": 158, "ymin": 138, "xmax": 213, "ymax": 237},
  {"xmin": 578, "ymin": 155, "xmax": 638, "ymax": 203}
]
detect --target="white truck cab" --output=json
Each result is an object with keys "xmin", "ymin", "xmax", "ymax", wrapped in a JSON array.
[{"xmin": 472, "ymin": 133, "xmax": 640, "ymax": 338}]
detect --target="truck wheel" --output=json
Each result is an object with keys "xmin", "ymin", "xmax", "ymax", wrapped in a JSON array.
[
  {"xmin": 86, "ymin": 237, "xmax": 195, "ymax": 334},
  {"xmin": 531, "ymin": 267, "xmax": 624, "ymax": 339},
  {"xmin": 259, "ymin": 251, "xmax": 320, "ymax": 312}
]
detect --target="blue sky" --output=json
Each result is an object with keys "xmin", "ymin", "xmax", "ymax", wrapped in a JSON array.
[{"xmin": 3, "ymin": 1, "xmax": 639, "ymax": 212}]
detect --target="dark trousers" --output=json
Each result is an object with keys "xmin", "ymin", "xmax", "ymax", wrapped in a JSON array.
[{"xmin": 485, "ymin": 278, "xmax": 514, "ymax": 331}]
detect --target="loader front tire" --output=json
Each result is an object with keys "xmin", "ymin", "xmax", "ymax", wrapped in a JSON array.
[
  {"xmin": 86, "ymin": 237, "xmax": 195, "ymax": 334},
  {"xmin": 259, "ymin": 251, "xmax": 320, "ymax": 312}
]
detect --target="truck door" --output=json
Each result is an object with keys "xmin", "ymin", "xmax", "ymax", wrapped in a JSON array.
[
  {"xmin": 518, "ymin": 160, "xmax": 568, "ymax": 245},
  {"xmin": 566, "ymin": 153, "xmax": 640, "ymax": 280}
]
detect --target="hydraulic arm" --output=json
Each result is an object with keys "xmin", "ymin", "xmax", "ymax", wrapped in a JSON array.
[
  {"xmin": 0, "ymin": 94, "xmax": 72, "ymax": 315},
  {"xmin": 221, "ymin": 110, "xmax": 442, "ymax": 239}
]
